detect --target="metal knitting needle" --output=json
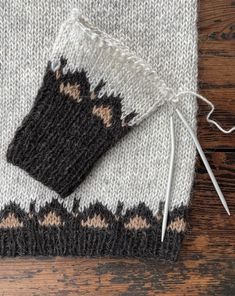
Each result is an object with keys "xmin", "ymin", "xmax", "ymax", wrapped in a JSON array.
[
  {"xmin": 161, "ymin": 115, "xmax": 175, "ymax": 242},
  {"xmin": 175, "ymin": 108, "xmax": 230, "ymax": 216}
]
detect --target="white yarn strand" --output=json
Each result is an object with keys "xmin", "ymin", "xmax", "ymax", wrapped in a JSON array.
[
  {"xmin": 172, "ymin": 91, "xmax": 235, "ymax": 134},
  {"xmin": 161, "ymin": 116, "xmax": 175, "ymax": 242}
]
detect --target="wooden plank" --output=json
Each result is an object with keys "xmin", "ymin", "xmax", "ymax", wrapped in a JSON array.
[
  {"xmin": 198, "ymin": 0, "xmax": 235, "ymax": 149},
  {"xmin": 0, "ymin": 151, "xmax": 234, "ymax": 295},
  {"xmin": 198, "ymin": 88, "xmax": 235, "ymax": 148},
  {"xmin": 199, "ymin": 56, "xmax": 235, "ymax": 86}
]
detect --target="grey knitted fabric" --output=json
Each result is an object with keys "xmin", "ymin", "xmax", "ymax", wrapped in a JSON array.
[{"xmin": 0, "ymin": 1, "xmax": 197, "ymax": 260}]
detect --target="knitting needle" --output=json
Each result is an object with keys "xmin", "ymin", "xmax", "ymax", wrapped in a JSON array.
[
  {"xmin": 161, "ymin": 115, "xmax": 175, "ymax": 242},
  {"xmin": 175, "ymin": 108, "xmax": 230, "ymax": 216}
]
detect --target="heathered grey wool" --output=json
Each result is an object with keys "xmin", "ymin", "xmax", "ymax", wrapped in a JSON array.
[{"xmin": 1, "ymin": 1, "xmax": 197, "ymax": 215}]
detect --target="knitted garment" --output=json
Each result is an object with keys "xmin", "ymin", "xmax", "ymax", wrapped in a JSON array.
[
  {"xmin": 1, "ymin": 1, "xmax": 198, "ymax": 260},
  {"xmin": 6, "ymin": 12, "xmax": 170, "ymax": 197}
]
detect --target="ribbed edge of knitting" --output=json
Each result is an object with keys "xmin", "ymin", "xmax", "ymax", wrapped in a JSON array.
[
  {"xmin": 0, "ymin": 224, "xmax": 184, "ymax": 260},
  {"xmin": 0, "ymin": 199, "xmax": 187, "ymax": 261}
]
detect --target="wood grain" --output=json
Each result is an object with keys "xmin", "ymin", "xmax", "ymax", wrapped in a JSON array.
[
  {"xmin": 198, "ymin": 0, "xmax": 235, "ymax": 149},
  {"xmin": 0, "ymin": 1, "xmax": 235, "ymax": 295}
]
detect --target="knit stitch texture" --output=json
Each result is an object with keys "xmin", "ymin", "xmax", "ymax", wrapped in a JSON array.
[
  {"xmin": 6, "ymin": 13, "xmax": 171, "ymax": 197},
  {"xmin": 0, "ymin": 1, "xmax": 198, "ymax": 260}
]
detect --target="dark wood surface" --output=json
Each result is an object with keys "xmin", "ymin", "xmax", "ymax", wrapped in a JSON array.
[{"xmin": 1, "ymin": 1, "xmax": 235, "ymax": 295}]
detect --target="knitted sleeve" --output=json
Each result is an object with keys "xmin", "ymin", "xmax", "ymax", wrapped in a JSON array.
[{"xmin": 6, "ymin": 10, "xmax": 170, "ymax": 198}]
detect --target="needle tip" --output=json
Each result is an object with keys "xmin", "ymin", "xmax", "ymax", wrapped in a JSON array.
[
  {"xmin": 161, "ymin": 227, "xmax": 166, "ymax": 242},
  {"xmin": 161, "ymin": 219, "xmax": 166, "ymax": 243},
  {"xmin": 223, "ymin": 202, "xmax": 231, "ymax": 216}
]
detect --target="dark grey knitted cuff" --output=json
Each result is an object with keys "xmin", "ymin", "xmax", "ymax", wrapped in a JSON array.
[
  {"xmin": 7, "ymin": 59, "xmax": 135, "ymax": 197},
  {"xmin": 7, "ymin": 12, "xmax": 170, "ymax": 197}
]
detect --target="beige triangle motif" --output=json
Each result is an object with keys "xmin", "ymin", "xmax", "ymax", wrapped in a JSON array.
[
  {"xmin": 124, "ymin": 215, "xmax": 150, "ymax": 230},
  {"xmin": 81, "ymin": 214, "xmax": 108, "ymax": 229},
  {"xmin": 90, "ymin": 91, "xmax": 97, "ymax": 100},
  {"xmin": 167, "ymin": 217, "xmax": 186, "ymax": 233},
  {"xmin": 39, "ymin": 211, "xmax": 62, "ymax": 226},
  {"xmin": 60, "ymin": 82, "xmax": 81, "ymax": 103},
  {"xmin": 55, "ymin": 69, "xmax": 61, "ymax": 80},
  {"xmin": 92, "ymin": 105, "xmax": 112, "ymax": 127},
  {"xmin": 0, "ymin": 213, "xmax": 23, "ymax": 229}
]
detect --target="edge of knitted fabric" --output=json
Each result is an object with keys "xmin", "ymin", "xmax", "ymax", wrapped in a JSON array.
[
  {"xmin": 51, "ymin": 9, "xmax": 171, "ymax": 126},
  {"xmin": 0, "ymin": 199, "xmax": 187, "ymax": 260}
]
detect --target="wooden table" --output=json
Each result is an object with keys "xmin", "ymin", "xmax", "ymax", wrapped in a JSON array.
[{"xmin": 0, "ymin": 1, "xmax": 234, "ymax": 295}]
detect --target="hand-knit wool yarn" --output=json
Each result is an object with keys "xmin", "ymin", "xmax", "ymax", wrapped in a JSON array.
[
  {"xmin": 0, "ymin": 1, "xmax": 198, "ymax": 260},
  {"xmin": 6, "ymin": 12, "xmax": 171, "ymax": 197}
]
